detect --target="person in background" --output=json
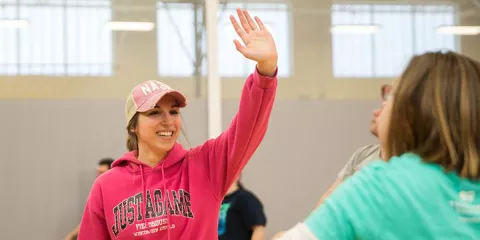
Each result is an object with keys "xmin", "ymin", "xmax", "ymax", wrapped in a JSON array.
[
  {"xmin": 218, "ymin": 175, "xmax": 267, "ymax": 240},
  {"xmin": 275, "ymin": 51, "xmax": 480, "ymax": 239},
  {"xmin": 96, "ymin": 158, "xmax": 114, "ymax": 177},
  {"xmin": 64, "ymin": 158, "xmax": 114, "ymax": 240},
  {"xmin": 313, "ymin": 85, "xmax": 391, "ymax": 209},
  {"xmin": 272, "ymin": 85, "xmax": 391, "ymax": 239}
]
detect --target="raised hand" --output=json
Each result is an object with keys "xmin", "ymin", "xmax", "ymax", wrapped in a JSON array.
[{"xmin": 230, "ymin": 8, "xmax": 278, "ymax": 77}]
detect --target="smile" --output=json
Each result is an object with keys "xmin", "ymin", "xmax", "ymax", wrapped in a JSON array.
[{"xmin": 157, "ymin": 131, "xmax": 173, "ymax": 137}]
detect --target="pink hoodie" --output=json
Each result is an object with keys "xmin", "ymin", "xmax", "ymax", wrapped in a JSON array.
[{"xmin": 78, "ymin": 67, "xmax": 277, "ymax": 240}]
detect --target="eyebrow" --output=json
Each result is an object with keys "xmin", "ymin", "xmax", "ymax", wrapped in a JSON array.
[{"xmin": 154, "ymin": 103, "xmax": 179, "ymax": 108}]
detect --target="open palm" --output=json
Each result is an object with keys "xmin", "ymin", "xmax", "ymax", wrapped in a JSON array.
[{"xmin": 230, "ymin": 9, "xmax": 278, "ymax": 64}]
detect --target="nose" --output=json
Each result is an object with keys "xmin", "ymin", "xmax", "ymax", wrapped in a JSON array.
[
  {"xmin": 160, "ymin": 112, "xmax": 175, "ymax": 125},
  {"xmin": 373, "ymin": 108, "xmax": 382, "ymax": 117}
]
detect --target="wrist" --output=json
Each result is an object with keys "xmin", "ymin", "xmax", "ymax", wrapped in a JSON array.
[{"xmin": 257, "ymin": 60, "xmax": 278, "ymax": 77}]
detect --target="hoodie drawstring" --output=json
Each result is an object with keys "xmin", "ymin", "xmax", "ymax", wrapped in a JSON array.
[
  {"xmin": 161, "ymin": 163, "xmax": 171, "ymax": 240},
  {"xmin": 140, "ymin": 165, "xmax": 148, "ymax": 228}
]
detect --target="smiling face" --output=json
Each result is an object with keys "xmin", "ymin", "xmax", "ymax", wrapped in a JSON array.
[{"xmin": 134, "ymin": 95, "xmax": 182, "ymax": 156}]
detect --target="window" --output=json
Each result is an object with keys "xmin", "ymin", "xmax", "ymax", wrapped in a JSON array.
[
  {"xmin": 0, "ymin": 0, "xmax": 112, "ymax": 76},
  {"xmin": 157, "ymin": 2, "xmax": 291, "ymax": 78},
  {"xmin": 157, "ymin": 3, "xmax": 197, "ymax": 77},
  {"xmin": 331, "ymin": 4, "xmax": 457, "ymax": 78}
]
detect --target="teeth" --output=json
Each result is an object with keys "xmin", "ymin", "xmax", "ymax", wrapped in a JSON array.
[{"xmin": 157, "ymin": 131, "xmax": 173, "ymax": 137}]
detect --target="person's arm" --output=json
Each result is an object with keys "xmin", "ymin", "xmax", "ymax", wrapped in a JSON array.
[
  {"xmin": 273, "ymin": 147, "xmax": 373, "ymax": 239},
  {"xmin": 314, "ymin": 178, "xmax": 343, "ymax": 209},
  {"xmin": 77, "ymin": 182, "xmax": 110, "ymax": 240},
  {"xmin": 251, "ymin": 225, "xmax": 265, "ymax": 240},
  {"xmin": 272, "ymin": 150, "xmax": 361, "ymax": 238},
  {"xmin": 272, "ymin": 223, "xmax": 318, "ymax": 240},
  {"xmin": 238, "ymin": 192, "xmax": 267, "ymax": 240},
  {"xmin": 312, "ymin": 148, "xmax": 362, "ymax": 209},
  {"xmin": 64, "ymin": 224, "xmax": 79, "ymax": 240},
  {"xmin": 277, "ymin": 162, "xmax": 389, "ymax": 240},
  {"xmin": 191, "ymin": 9, "xmax": 278, "ymax": 198},
  {"xmin": 314, "ymin": 145, "xmax": 379, "ymax": 209}
]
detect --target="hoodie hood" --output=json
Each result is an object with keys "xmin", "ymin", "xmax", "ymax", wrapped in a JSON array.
[{"xmin": 111, "ymin": 142, "xmax": 188, "ymax": 171}]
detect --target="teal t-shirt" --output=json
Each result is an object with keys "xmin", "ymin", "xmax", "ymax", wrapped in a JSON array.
[{"xmin": 305, "ymin": 153, "xmax": 480, "ymax": 240}]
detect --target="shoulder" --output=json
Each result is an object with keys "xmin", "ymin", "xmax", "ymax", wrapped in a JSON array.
[
  {"xmin": 352, "ymin": 153, "xmax": 444, "ymax": 191},
  {"xmin": 93, "ymin": 167, "xmax": 125, "ymax": 186},
  {"xmin": 186, "ymin": 140, "xmax": 214, "ymax": 160},
  {"xmin": 237, "ymin": 189, "xmax": 261, "ymax": 199},
  {"xmin": 338, "ymin": 153, "xmax": 449, "ymax": 222},
  {"xmin": 383, "ymin": 153, "xmax": 445, "ymax": 182},
  {"xmin": 236, "ymin": 189, "xmax": 264, "ymax": 205},
  {"xmin": 353, "ymin": 144, "xmax": 381, "ymax": 159},
  {"xmin": 378, "ymin": 153, "xmax": 441, "ymax": 176},
  {"xmin": 344, "ymin": 144, "xmax": 381, "ymax": 171}
]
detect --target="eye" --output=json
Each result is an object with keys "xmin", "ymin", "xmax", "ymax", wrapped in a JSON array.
[
  {"xmin": 149, "ymin": 110, "xmax": 160, "ymax": 116},
  {"xmin": 170, "ymin": 110, "xmax": 179, "ymax": 115}
]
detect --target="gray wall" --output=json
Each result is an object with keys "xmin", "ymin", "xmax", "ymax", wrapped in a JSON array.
[{"xmin": 0, "ymin": 99, "xmax": 378, "ymax": 239}]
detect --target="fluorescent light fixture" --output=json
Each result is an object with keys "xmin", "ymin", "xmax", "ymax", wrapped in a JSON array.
[
  {"xmin": 436, "ymin": 26, "xmax": 480, "ymax": 35},
  {"xmin": 105, "ymin": 21, "xmax": 154, "ymax": 32},
  {"xmin": 0, "ymin": 19, "xmax": 29, "ymax": 28},
  {"xmin": 330, "ymin": 24, "xmax": 379, "ymax": 34}
]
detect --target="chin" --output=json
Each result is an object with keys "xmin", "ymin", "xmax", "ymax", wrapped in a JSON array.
[
  {"xmin": 156, "ymin": 144, "xmax": 175, "ymax": 153},
  {"xmin": 159, "ymin": 139, "xmax": 178, "ymax": 151}
]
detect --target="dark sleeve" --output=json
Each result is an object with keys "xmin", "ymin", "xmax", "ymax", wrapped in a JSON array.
[{"xmin": 238, "ymin": 191, "xmax": 267, "ymax": 228}]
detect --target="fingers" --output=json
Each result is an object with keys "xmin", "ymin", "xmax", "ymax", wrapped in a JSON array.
[
  {"xmin": 230, "ymin": 8, "xmax": 268, "ymax": 44},
  {"xmin": 233, "ymin": 39, "xmax": 245, "ymax": 55},
  {"xmin": 230, "ymin": 15, "xmax": 247, "ymax": 40},
  {"xmin": 242, "ymin": 9, "xmax": 258, "ymax": 32},
  {"xmin": 236, "ymin": 8, "xmax": 252, "ymax": 34},
  {"xmin": 254, "ymin": 16, "xmax": 267, "ymax": 31}
]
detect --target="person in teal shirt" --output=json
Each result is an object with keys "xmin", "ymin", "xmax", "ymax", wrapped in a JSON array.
[{"xmin": 275, "ymin": 51, "xmax": 480, "ymax": 240}]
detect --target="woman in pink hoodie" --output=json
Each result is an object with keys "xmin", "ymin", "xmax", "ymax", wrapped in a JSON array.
[{"xmin": 78, "ymin": 8, "xmax": 278, "ymax": 240}]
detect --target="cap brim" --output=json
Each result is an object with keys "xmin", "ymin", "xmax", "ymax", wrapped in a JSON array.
[{"xmin": 137, "ymin": 90, "xmax": 187, "ymax": 112}]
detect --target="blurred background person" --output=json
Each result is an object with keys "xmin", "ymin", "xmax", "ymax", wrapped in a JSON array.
[
  {"xmin": 219, "ymin": 175, "xmax": 267, "ymax": 240},
  {"xmin": 64, "ymin": 158, "xmax": 114, "ymax": 240},
  {"xmin": 313, "ymin": 85, "xmax": 391, "ymax": 209}
]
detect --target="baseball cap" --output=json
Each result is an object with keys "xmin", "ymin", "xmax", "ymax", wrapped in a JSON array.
[{"xmin": 125, "ymin": 80, "xmax": 187, "ymax": 122}]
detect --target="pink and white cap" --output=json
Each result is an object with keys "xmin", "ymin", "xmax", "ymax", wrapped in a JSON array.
[{"xmin": 125, "ymin": 80, "xmax": 187, "ymax": 122}]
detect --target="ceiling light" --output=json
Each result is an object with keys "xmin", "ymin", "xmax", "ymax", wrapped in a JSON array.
[
  {"xmin": 436, "ymin": 26, "xmax": 480, "ymax": 35},
  {"xmin": 0, "ymin": 19, "xmax": 29, "ymax": 29},
  {"xmin": 105, "ymin": 21, "xmax": 154, "ymax": 32}
]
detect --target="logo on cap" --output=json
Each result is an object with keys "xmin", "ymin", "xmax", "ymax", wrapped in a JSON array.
[{"xmin": 140, "ymin": 80, "xmax": 172, "ymax": 96}]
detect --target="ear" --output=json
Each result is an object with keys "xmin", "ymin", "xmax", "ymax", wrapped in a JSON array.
[{"xmin": 130, "ymin": 128, "xmax": 136, "ymax": 133}]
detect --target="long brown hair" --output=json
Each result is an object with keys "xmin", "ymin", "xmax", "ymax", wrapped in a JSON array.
[
  {"xmin": 126, "ymin": 113, "xmax": 140, "ymax": 151},
  {"xmin": 385, "ymin": 51, "xmax": 480, "ymax": 180}
]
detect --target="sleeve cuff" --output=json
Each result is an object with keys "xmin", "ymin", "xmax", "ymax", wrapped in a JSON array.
[
  {"xmin": 253, "ymin": 65, "xmax": 278, "ymax": 89},
  {"xmin": 276, "ymin": 223, "xmax": 318, "ymax": 240}
]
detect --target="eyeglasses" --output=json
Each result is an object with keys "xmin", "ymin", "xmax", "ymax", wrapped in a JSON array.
[
  {"xmin": 381, "ymin": 85, "xmax": 393, "ymax": 101},
  {"xmin": 384, "ymin": 90, "xmax": 393, "ymax": 101}
]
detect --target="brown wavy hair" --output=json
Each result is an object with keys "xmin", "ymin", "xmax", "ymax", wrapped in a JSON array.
[{"xmin": 385, "ymin": 51, "xmax": 480, "ymax": 180}]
